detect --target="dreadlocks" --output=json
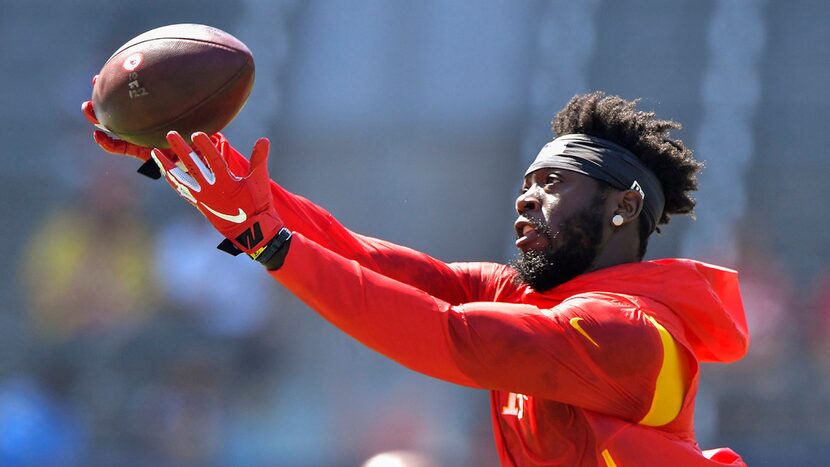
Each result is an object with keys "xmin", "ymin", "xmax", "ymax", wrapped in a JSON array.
[{"xmin": 552, "ymin": 91, "xmax": 703, "ymax": 257}]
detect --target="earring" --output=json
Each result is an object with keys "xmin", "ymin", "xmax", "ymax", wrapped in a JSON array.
[{"xmin": 611, "ymin": 214, "xmax": 624, "ymax": 227}]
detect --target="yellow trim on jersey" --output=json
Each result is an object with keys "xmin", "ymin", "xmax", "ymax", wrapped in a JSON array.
[
  {"xmin": 601, "ymin": 449, "xmax": 618, "ymax": 467},
  {"xmin": 638, "ymin": 314, "xmax": 686, "ymax": 427}
]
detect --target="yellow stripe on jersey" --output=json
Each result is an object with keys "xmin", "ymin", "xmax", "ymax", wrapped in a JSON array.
[
  {"xmin": 601, "ymin": 449, "xmax": 618, "ymax": 467},
  {"xmin": 638, "ymin": 314, "xmax": 686, "ymax": 427}
]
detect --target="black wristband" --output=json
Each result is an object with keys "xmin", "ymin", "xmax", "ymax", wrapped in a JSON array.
[{"xmin": 249, "ymin": 227, "xmax": 293, "ymax": 270}]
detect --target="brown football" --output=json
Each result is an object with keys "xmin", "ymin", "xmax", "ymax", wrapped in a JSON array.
[{"xmin": 92, "ymin": 24, "xmax": 255, "ymax": 148}]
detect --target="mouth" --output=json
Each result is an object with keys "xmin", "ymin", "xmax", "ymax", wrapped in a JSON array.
[{"xmin": 514, "ymin": 218, "xmax": 549, "ymax": 251}]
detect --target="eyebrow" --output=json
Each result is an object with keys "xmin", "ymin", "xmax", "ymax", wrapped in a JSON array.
[{"xmin": 523, "ymin": 168, "xmax": 565, "ymax": 185}]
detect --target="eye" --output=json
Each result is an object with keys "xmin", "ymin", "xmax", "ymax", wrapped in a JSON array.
[
  {"xmin": 519, "ymin": 186, "xmax": 529, "ymax": 195},
  {"xmin": 545, "ymin": 173, "xmax": 561, "ymax": 186}
]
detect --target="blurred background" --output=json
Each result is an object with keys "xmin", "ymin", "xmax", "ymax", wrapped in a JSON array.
[{"xmin": 1, "ymin": 0, "xmax": 828, "ymax": 465}]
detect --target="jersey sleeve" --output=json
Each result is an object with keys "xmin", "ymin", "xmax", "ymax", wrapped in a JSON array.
[
  {"xmin": 272, "ymin": 233, "xmax": 682, "ymax": 421},
  {"xmin": 216, "ymin": 135, "xmax": 519, "ymax": 304},
  {"xmin": 271, "ymin": 183, "xmax": 520, "ymax": 304}
]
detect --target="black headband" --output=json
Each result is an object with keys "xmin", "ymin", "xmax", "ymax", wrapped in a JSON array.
[{"xmin": 525, "ymin": 133, "xmax": 665, "ymax": 233}]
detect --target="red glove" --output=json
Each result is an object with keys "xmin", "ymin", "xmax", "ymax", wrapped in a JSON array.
[{"xmin": 151, "ymin": 131, "xmax": 290, "ymax": 265}]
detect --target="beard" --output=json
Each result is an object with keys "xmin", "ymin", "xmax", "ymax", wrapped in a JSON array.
[{"xmin": 510, "ymin": 195, "xmax": 606, "ymax": 293}]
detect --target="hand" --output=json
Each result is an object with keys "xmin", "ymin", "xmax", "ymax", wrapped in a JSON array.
[{"xmin": 151, "ymin": 131, "xmax": 284, "ymax": 258}]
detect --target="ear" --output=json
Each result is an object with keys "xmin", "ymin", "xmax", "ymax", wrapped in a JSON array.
[{"xmin": 615, "ymin": 189, "xmax": 644, "ymax": 226}]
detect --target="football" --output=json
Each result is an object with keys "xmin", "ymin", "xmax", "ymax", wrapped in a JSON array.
[{"xmin": 91, "ymin": 24, "xmax": 255, "ymax": 148}]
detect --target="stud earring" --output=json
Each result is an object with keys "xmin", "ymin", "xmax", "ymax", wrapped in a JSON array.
[{"xmin": 611, "ymin": 214, "xmax": 624, "ymax": 227}]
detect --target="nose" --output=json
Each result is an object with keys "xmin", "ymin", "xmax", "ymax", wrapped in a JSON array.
[{"xmin": 516, "ymin": 187, "xmax": 541, "ymax": 215}]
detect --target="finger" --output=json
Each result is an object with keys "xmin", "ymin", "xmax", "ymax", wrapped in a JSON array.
[
  {"xmin": 164, "ymin": 131, "xmax": 199, "ymax": 173},
  {"xmin": 94, "ymin": 130, "xmax": 156, "ymax": 162},
  {"xmin": 93, "ymin": 130, "xmax": 145, "ymax": 161},
  {"xmin": 150, "ymin": 148, "xmax": 176, "ymax": 172},
  {"xmin": 170, "ymin": 165, "xmax": 201, "ymax": 193},
  {"xmin": 209, "ymin": 132, "xmax": 251, "ymax": 177},
  {"xmin": 81, "ymin": 101, "xmax": 100, "ymax": 125},
  {"xmin": 92, "ymin": 130, "xmax": 125, "ymax": 155},
  {"xmin": 166, "ymin": 131, "xmax": 209, "ymax": 186},
  {"xmin": 164, "ymin": 130, "xmax": 193, "ymax": 161},
  {"xmin": 152, "ymin": 148, "xmax": 200, "ymax": 193},
  {"xmin": 249, "ymin": 137, "xmax": 271, "ymax": 178},
  {"xmin": 93, "ymin": 130, "xmax": 120, "ymax": 154},
  {"xmin": 152, "ymin": 150, "xmax": 199, "ymax": 205},
  {"xmin": 82, "ymin": 99, "xmax": 111, "ymax": 132},
  {"xmin": 191, "ymin": 132, "xmax": 229, "ymax": 184}
]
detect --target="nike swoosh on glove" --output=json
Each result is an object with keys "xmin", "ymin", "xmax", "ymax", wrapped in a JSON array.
[{"xmin": 151, "ymin": 131, "xmax": 284, "ymax": 259}]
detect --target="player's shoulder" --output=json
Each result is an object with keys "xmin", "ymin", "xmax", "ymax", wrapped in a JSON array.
[
  {"xmin": 555, "ymin": 291, "xmax": 669, "ymax": 329},
  {"xmin": 546, "ymin": 292, "xmax": 666, "ymax": 378},
  {"xmin": 562, "ymin": 291, "xmax": 667, "ymax": 312}
]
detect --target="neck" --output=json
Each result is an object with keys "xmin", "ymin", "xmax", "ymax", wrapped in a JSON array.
[{"xmin": 588, "ymin": 225, "xmax": 641, "ymax": 272}]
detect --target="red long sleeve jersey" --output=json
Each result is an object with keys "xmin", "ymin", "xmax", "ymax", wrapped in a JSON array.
[{"xmin": 219, "ymin": 138, "xmax": 750, "ymax": 466}]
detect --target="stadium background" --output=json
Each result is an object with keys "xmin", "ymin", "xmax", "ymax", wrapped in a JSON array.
[{"xmin": 1, "ymin": 0, "xmax": 829, "ymax": 465}]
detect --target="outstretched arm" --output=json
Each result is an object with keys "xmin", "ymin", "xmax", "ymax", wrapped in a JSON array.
[
  {"xmin": 273, "ymin": 232, "xmax": 686, "ymax": 422},
  {"xmin": 214, "ymin": 133, "xmax": 520, "ymax": 305}
]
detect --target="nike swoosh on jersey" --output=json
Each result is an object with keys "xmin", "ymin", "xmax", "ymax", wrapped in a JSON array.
[
  {"xmin": 200, "ymin": 204, "xmax": 247, "ymax": 223},
  {"xmin": 569, "ymin": 317, "xmax": 600, "ymax": 348}
]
